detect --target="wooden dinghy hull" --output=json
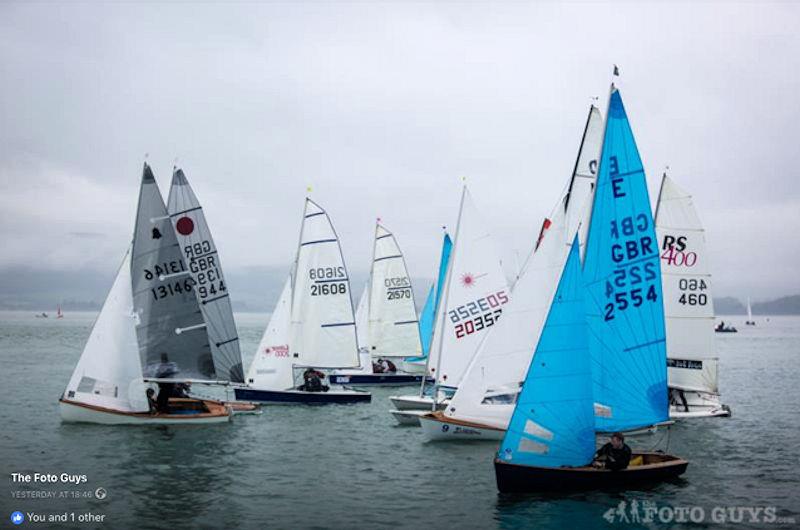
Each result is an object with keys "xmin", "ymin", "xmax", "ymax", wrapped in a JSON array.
[
  {"xmin": 233, "ymin": 387, "xmax": 371, "ymax": 404},
  {"xmin": 419, "ymin": 411, "xmax": 505, "ymax": 441},
  {"xmin": 494, "ymin": 452, "xmax": 688, "ymax": 493},
  {"xmin": 328, "ymin": 373, "xmax": 431, "ymax": 387},
  {"xmin": 59, "ymin": 398, "xmax": 231, "ymax": 425}
]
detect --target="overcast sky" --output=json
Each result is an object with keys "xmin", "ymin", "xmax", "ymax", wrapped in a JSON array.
[{"xmin": 1, "ymin": 1, "xmax": 798, "ymax": 301}]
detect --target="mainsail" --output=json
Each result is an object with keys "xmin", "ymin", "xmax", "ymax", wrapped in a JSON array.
[
  {"xmin": 443, "ymin": 105, "xmax": 601, "ymax": 427},
  {"xmin": 429, "ymin": 186, "xmax": 510, "ymax": 389},
  {"xmin": 63, "ymin": 249, "xmax": 148, "ymax": 412},
  {"xmin": 498, "ymin": 240, "xmax": 594, "ymax": 467},
  {"xmin": 365, "ymin": 223, "xmax": 422, "ymax": 359},
  {"xmin": 246, "ymin": 275, "xmax": 294, "ymax": 390},
  {"xmin": 132, "ymin": 164, "xmax": 213, "ymax": 381},
  {"xmin": 583, "ymin": 88, "xmax": 668, "ymax": 432},
  {"xmin": 655, "ymin": 174, "xmax": 719, "ymax": 395},
  {"xmin": 289, "ymin": 199, "xmax": 360, "ymax": 369},
  {"xmin": 167, "ymin": 168, "xmax": 244, "ymax": 383}
]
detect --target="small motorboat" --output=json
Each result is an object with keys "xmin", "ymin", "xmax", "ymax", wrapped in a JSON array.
[{"xmin": 494, "ymin": 452, "xmax": 688, "ymax": 493}]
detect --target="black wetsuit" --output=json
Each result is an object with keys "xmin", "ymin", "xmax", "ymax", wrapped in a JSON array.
[{"xmin": 594, "ymin": 442, "xmax": 632, "ymax": 471}]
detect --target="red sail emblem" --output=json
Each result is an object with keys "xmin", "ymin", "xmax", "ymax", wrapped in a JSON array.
[{"xmin": 176, "ymin": 216, "xmax": 195, "ymax": 236}]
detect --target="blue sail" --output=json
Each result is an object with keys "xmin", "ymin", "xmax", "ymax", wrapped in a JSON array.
[
  {"xmin": 497, "ymin": 239, "xmax": 595, "ymax": 468},
  {"xmin": 417, "ymin": 233, "xmax": 453, "ymax": 358},
  {"xmin": 583, "ymin": 88, "xmax": 668, "ymax": 432}
]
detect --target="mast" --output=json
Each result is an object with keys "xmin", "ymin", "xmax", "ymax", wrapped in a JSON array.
[
  {"xmin": 430, "ymin": 185, "xmax": 467, "ymax": 408},
  {"xmin": 564, "ymin": 104, "xmax": 597, "ymax": 212}
]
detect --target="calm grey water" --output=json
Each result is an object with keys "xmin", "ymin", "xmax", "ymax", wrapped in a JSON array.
[{"xmin": 1, "ymin": 311, "xmax": 798, "ymax": 529}]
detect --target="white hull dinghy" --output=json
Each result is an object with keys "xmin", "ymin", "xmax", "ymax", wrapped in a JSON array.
[
  {"xmin": 422, "ymin": 105, "xmax": 602, "ymax": 442},
  {"xmin": 655, "ymin": 173, "xmax": 732, "ymax": 419},
  {"xmin": 60, "ymin": 164, "xmax": 245, "ymax": 425},
  {"xmin": 331, "ymin": 222, "xmax": 428, "ymax": 387},
  {"xmin": 236, "ymin": 198, "xmax": 371, "ymax": 405}
]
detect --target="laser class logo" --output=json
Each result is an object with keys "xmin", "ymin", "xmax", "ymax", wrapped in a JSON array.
[
  {"xmin": 10, "ymin": 511, "xmax": 24, "ymax": 525},
  {"xmin": 176, "ymin": 216, "xmax": 195, "ymax": 236},
  {"xmin": 461, "ymin": 273, "xmax": 476, "ymax": 287}
]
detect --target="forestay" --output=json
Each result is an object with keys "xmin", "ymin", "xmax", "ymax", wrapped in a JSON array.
[
  {"xmin": 246, "ymin": 275, "xmax": 295, "ymax": 390},
  {"xmin": 132, "ymin": 164, "xmax": 213, "ymax": 381},
  {"xmin": 444, "ymin": 105, "xmax": 601, "ymax": 427},
  {"xmin": 289, "ymin": 199, "xmax": 359, "ymax": 369},
  {"xmin": 498, "ymin": 240, "xmax": 594, "ymax": 468},
  {"xmin": 583, "ymin": 88, "xmax": 669, "ymax": 433},
  {"xmin": 429, "ymin": 187, "xmax": 510, "ymax": 389},
  {"xmin": 366, "ymin": 223, "xmax": 422, "ymax": 359},
  {"xmin": 655, "ymin": 174, "xmax": 718, "ymax": 395},
  {"xmin": 168, "ymin": 168, "xmax": 244, "ymax": 383},
  {"xmin": 63, "ymin": 249, "xmax": 149, "ymax": 412}
]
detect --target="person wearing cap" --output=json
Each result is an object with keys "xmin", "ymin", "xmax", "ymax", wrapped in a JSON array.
[{"xmin": 592, "ymin": 432, "xmax": 632, "ymax": 471}]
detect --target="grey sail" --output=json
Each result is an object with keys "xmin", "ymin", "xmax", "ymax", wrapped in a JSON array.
[
  {"xmin": 131, "ymin": 163, "xmax": 215, "ymax": 381},
  {"xmin": 167, "ymin": 168, "xmax": 244, "ymax": 383}
]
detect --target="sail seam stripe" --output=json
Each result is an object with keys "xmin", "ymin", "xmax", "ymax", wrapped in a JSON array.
[
  {"xmin": 394, "ymin": 320, "xmax": 419, "ymax": 325},
  {"xmin": 386, "ymin": 286, "xmax": 410, "ymax": 290},
  {"xmin": 314, "ymin": 278, "xmax": 349, "ymax": 283},
  {"xmin": 375, "ymin": 234, "xmax": 393, "ymax": 240},
  {"xmin": 301, "ymin": 238, "xmax": 337, "ymax": 246},
  {"xmin": 305, "ymin": 212, "xmax": 325, "ymax": 218},
  {"xmin": 374, "ymin": 255, "xmax": 403, "ymax": 262},
  {"xmin": 320, "ymin": 322, "xmax": 355, "ymax": 328},
  {"xmin": 622, "ymin": 337, "xmax": 666, "ymax": 352},
  {"xmin": 216, "ymin": 338, "xmax": 239, "ymax": 347}
]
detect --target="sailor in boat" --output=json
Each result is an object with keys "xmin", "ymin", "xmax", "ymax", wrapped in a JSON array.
[
  {"xmin": 150, "ymin": 353, "xmax": 179, "ymax": 413},
  {"xmin": 372, "ymin": 358, "xmax": 397, "ymax": 374},
  {"xmin": 146, "ymin": 388, "xmax": 158, "ymax": 414},
  {"xmin": 299, "ymin": 368, "xmax": 329, "ymax": 392},
  {"xmin": 669, "ymin": 387, "xmax": 690, "ymax": 413},
  {"xmin": 592, "ymin": 432, "xmax": 632, "ymax": 471}
]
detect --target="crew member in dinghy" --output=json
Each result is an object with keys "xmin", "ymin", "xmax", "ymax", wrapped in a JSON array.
[
  {"xmin": 372, "ymin": 358, "xmax": 397, "ymax": 374},
  {"xmin": 669, "ymin": 387, "xmax": 689, "ymax": 412},
  {"xmin": 593, "ymin": 433, "xmax": 632, "ymax": 471},
  {"xmin": 299, "ymin": 368, "xmax": 328, "ymax": 392},
  {"xmin": 151, "ymin": 353, "xmax": 179, "ymax": 412},
  {"xmin": 146, "ymin": 388, "xmax": 158, "ymax": 414}
]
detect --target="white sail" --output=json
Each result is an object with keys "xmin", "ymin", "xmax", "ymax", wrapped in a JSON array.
[
  {"xmin": 366, "ymin": 223, "xmax": 423, "ymax": 359},
  {"xmin": 246, "ymin": 275, "xmax": 295, "ymax": 390},
  {"xmin": 429, "ymin": 187, "xmax": 510, "ymax": 389},
  {"xmin": 167, "ymin": 168, "xmax": 244, "ymax": 383},
  {"xmin": 443, "ymin": 109, "xmax": 601, "ymax": 427},
  {"xmin": 747, "ymin": 297, "xmax": 753, "ymax": 321},
  {"xmin": 355, "ymin": 279, "xmax": 369, "ymax": 350},
  {"xmin": 63, "ymin": 249, "xmax": 149, "ymax": 412},
  {"xmin": 289, "ymin": 199, "xmax": 360, "ymax": 369},
  {"xmin": 655, "ymin": 174, "xmax": 718, "ymax": 395}
]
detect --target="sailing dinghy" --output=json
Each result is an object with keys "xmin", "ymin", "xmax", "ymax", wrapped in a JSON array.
[
  {"xmin": 496, "ymin": 85, "xmax": 688, "ymax": 491},
  {"xmin": 494, "ymin": 240, "xmax": 688, "ymax": 492},
  {"xmin": 413, "ymin": 185, "xmax": 511, "ymax": 431},
  {"xmin": 655, "ymin": 173, "xmax": 731, "ymax": 418},
  {"xmin": 745, "ymin": 297, "xmax": 756, "ymax": 326},
  {"xmin": 329, "ymin": 222, "xmax": 429, "ymax": 386},
  {"xmin": 235, "ymin": 198, "xmax": 370, "ymax": 404},
  {"xmin": 59, "ymin": 163, "xmax": 233, "ymax": 424},
  {"xmin": 420, "ymin": 105, "xmax": 602, "ymax": 440}
]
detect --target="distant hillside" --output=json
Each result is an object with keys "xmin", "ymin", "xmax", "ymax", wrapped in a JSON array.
[
  {"xmin": 753, "ymin": 295, "xmax": 800, "ymax": 315},
  {"xmin": 714, "ymin": 297, "xmax": 746, "ymax": 315}
]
